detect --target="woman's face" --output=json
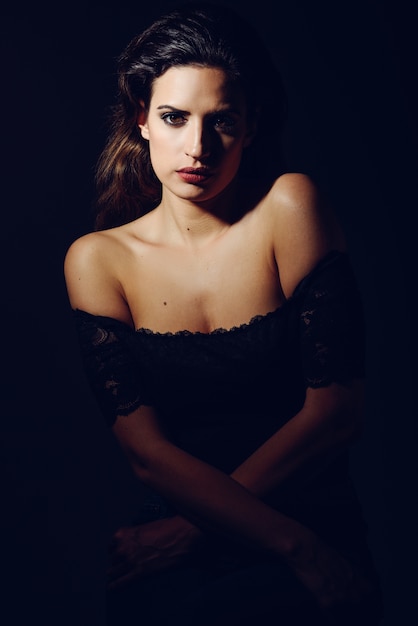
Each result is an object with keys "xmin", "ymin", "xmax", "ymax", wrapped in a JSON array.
[{"xmin": 139, "ymin": 65, "xmax": 254, "ymax": 205}]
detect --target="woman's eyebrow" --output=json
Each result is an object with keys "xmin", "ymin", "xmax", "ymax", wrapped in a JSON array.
[
  {"xmin": 156, "ymin": 105, "xmax": 189, "ymax": 114},
  {"xmin": 156, "ymin": 104, "xmax": 242, "ymax": 116}
]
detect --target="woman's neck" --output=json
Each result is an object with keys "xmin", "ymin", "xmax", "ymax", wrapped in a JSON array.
[{"xmin": 158, "ymin": 183, "xmax": 241, "ymax": 247}]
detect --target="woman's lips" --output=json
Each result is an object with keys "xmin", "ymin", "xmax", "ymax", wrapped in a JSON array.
[{"xmin": 176, "ymin": 168, "xmax": 213, "ymax": 184}]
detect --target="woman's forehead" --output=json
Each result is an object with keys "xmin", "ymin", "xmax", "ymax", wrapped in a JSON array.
[
  {"xmin": 152, "ymin": 65, "xmax": 242, "ymax": 99},
  {"xmin": 150, "ymin": 65, "xmax": 246, "ymax": 107}
]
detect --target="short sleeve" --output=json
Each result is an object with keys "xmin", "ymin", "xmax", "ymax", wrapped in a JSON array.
[
  {"xmin": 72, "ymin": 309, "xmax": 153, "ymax": 426},
  {"xmin": 294, "ymin": 252, "xmax": 366, "ymax": 388}
]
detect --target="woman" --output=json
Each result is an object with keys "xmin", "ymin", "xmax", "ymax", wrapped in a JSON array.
[{"xmin": 64, "ymin": 3, "xmax": 383, "ymax": 625}]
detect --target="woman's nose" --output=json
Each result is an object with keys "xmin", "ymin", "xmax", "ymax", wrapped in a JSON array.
[{"xmin": 185, "ymin": 121, "xmax": 211, "ymax": 159}]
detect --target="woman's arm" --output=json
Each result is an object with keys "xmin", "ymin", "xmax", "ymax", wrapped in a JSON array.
[
  {"xmin": 232, "ymin": 173, "xmax": 364, "ymax": 497},
  {"xmin": 108, "ymin": 399, "xmax": 374, "ymax": 621},
  {"xmin": 107, "ymin": 381, "xmax": 364, "ymax": 589},
  {"xmin": 111, "ymin": 403, "xmax": 306, "ymax": 556},
  {"xmin": 231, "ymin": 380, "xmax": 364, "ymax": 497}
]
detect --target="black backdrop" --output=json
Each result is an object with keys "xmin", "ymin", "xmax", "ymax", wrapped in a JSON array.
[{"xmin": 2, "ymin": 1, "xmax": 416, "ymax": 624}]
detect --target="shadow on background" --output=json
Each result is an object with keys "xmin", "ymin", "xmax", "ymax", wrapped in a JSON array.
[{"xmin": 2, "ymin": 1, "xmax": 416, "ymax": 624}]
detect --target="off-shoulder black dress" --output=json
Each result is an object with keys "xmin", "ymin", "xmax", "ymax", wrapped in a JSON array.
[{"xmin": 72, "ymin": 251, "xmax": 383, "ymax": 625}]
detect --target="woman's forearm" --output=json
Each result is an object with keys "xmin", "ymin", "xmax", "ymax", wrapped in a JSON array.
[
  {"xmin": 111, "ymin": 426, "xmax": 374, "ymax": 615},
  {"xmin": 111, "ymin": 384, "xmax": 362, "ymax": 565},
  {"xmin": 130, "ymin": 437, "xmax": 311, "ymax": 560},
  {"xmin": 231, "ymin": 382, "xmax": 364, "ymax": 498}
]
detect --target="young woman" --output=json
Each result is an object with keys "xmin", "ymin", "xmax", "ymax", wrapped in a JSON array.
[{"xmin": 64, "ymin": 3, "xmax": 383, "ymax": 625}]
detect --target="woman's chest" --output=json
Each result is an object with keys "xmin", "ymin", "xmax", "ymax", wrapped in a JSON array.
[{"xmin": 122, "ymin": 228, "xmax": 284, "ymax": 333}]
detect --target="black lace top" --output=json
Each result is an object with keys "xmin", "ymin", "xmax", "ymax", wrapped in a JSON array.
[{"xmin": 72, "ymin": 251, "xmax": 369, "ymax": 552}]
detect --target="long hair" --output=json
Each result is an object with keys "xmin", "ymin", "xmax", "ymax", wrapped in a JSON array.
[{"xmin": 94, "ymin": 2, "xmax": 287, "ymax": 230}]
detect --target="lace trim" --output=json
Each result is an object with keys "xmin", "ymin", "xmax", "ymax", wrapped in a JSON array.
[{"xmin": 135, "ymin": 304, "xmax": 288, "ymax": 337}]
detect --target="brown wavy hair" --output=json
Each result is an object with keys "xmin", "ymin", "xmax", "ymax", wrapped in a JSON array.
[{"xmin": 94, "ymin": 2, "xmax": 287, "ymax": 230}]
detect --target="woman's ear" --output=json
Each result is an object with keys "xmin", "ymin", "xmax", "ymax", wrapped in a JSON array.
[{"xmin": 138, "ymin": 101, "xmax": 149, "ymax": 140}]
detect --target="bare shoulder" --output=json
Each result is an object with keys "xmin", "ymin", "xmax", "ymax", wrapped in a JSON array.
[
  {"xmin": 268, "ymin": 172, "xmax": 320, "ymax": 204},
  {"xmin": 64, "ymin": 231, "xmax": 108, "ymax": 286},
  {"xmin": 64, "ymin": 229, "xmax": 133, "ymax": 325},
  {"xmin": 262, "ymin": 173, "xmax": 346, "ymax": 296},
  {"xmin": 266, "ymin": 172, "xmax": 335, "ymax": 227}
]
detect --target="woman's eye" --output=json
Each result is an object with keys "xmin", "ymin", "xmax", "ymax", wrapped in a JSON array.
[
  {"xmin": 161, "ymin": 113, "xmax": 186, "ymax": 126},
  {"xmin": 213, "ymin": 115, "xmax": 237, "ymax": 132}
]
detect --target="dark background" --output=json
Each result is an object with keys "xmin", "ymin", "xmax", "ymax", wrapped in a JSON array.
[{"xmin": 2, "ymin": 0, "xmax": 416, "ymax": 624}]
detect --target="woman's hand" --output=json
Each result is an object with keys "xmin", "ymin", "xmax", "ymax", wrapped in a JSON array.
[
  {"xmin": 287, "ymin": 533, "xmax": 378, "ymax": 625},
  {"xmin": 107, "ymin": 515, "xmax": 202, "ymax": 590}
]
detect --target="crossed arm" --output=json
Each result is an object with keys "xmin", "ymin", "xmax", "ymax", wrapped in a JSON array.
[{"xmin": 107, "ymin": 380, "xmax": 368, "ymax": 620}]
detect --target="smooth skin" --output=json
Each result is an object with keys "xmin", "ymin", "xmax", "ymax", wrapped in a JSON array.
[{"xmin": 65, "ymin": 67, "xmax": 370, "ymax": 623}]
